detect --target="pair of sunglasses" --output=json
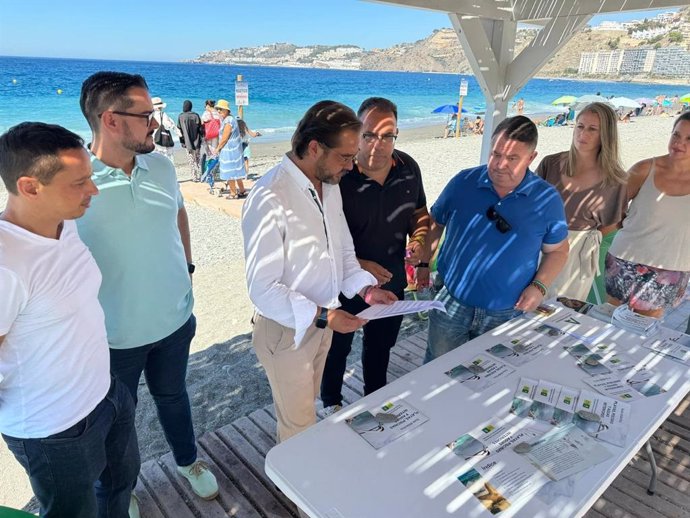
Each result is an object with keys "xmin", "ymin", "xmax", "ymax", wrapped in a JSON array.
[{"xmin": 486, "ymin": 205, "xmax": 512, "ymax": 233}]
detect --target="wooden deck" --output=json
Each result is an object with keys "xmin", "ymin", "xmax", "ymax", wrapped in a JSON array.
[{"xmin": 136, "ymin": 304, "xmax": 690, "ymax": 518}]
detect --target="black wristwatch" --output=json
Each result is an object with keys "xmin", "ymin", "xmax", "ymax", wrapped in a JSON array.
[
  {"xmin": 415, "ymin": 262, "xmax": 430, "ymax": 269},
  {"xmin": 187, "ymin": 263, "xmax": 196, "ymax": 274},
  {"xmin": 315, "ymin": 307, "xmax": 329, "ymax": 329}
]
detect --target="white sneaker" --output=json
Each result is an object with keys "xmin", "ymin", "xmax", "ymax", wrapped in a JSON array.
[
  {"xmin": 323, "ymin": 404, "xmax": 343, "ymax": 417},
  {"xmin": 177, "ymin": 460, "xmax": 219, "ymax": 500},
  {"xmin": 129, "ymin": 494, "xmax": 140, "ymax": 518}
]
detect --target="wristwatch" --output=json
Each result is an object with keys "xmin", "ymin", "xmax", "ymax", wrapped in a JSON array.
[
  {"xmin": 187, "ymin": 263, "xmax": 196, "ymax": 274},
  {"xmin": 315, "ymin": 307, "xmax": 329, "ymax": 329},
  {"xmin": 415, "ymin": 262, "xmax": 430, "ymax": 269}
]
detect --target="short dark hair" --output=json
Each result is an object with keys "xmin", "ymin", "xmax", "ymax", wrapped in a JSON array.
[
  {"xmin": 673, "ymin": 111, "xmax": 690, "ymax": 130},
  {"xmin": 291, "ymin": 101, "xmax": 362, "ymax": 159},
  {"xmin": 0, "ymin": 122, "xmax": 85, "ymax": 195},
  {"xmin": 205, "ymin": 99, "xmax": 216, "ymax": 108},
  {"xmin": 492, "ymin": 115, "xmax": 538, "ymax": 149},
  {"xmin": 80, "ymin": 71, "xmax": 149, "ymax": 131},
  {"xmin": 357, "ymin": 97, "xmax": 398, "ymax": 120}
]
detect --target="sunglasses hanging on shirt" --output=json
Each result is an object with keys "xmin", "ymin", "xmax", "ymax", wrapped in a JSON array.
[{"xmin": 486, "ymin": 205, "xmax": 512, "ymax": 234}]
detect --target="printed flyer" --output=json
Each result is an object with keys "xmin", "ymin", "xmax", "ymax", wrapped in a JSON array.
[
  {"xmin": 445, "ymin": 354, "xmax": 515, "ymax": 393},
  {"xmin": 641, "ymin": 329, "xmax": 690, "ymax": 363},
  {"xmin": 518, "ymin": 425, "xmax": 613, "ymax": 481},
  {"xmin": 574, "ymin": 390, "xmax": 631, "ymax": 447},
  {"xmin": 485, "ymin": 337, "xmax": 544, "ymax": 367},
  {"xmin": 345, "ymin": 400, "xmax": 428, "ymax": 450}
]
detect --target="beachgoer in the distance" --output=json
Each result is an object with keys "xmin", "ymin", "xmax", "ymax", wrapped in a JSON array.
[
  {"xmin": 536, "ymin": 102, "xmax": 627, "ymax": 301},
  {"xmin": 320, "ymin": 97, "xmax": 430, "ymax": 416},
  {"xmin": 473, "ymin": 116, "xmax": 484, "ymax": 135},
  {"xmin": 78, "ymin": 71, "xmax": 219, "ymax": 502},
  {"xmin": 215, "ymin": 99, "xmax": 246, "ymax": 199},
  {"xmin": 513, "ymin": 98, "xmax": 525, "ymax": 115},
  {"xmin": 605, "ymin": 112, "xmax": 690, "ymax": 318},
  {"xmin": 0, "ymin": 122, "xmax": 140, "ymax": 517},
  {"xmin": 423, "ymin": 116, "xmax": 569, "ymax": 363},
  {"xmin": 241, "ymin": 100, "xmax": 397, "ymax": 445},
  {"xmin": 237, "ymin": 118, "xmax": 262, "ymax": 176},
  {"xmin": 201, "ymin": 99, "xmax": 221, "ymax": 158},
  {"xmin": 443, "ymin": 113, "xmax": 458, "ymax": 138},
  {"xmin": 152, "ymin": 96, "xmax": 178, "ymax": 160},
  {"xmin": 177, "ymin": 100, "xmax": 203, "ymax": 181}
]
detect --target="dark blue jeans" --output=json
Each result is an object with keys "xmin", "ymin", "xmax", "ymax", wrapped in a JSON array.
[
  {"xmin": 321, "ymin": 291, "xmax": 404, "ymax": 407},
  {"xmin": 109, "ymin": 314, "xmax": 197, "ymax": 467},
  {"xmin": 2, "ymin": 377, "xmax": 139, "ymax": 518},
  {"xmin": 424, "ymin": 287, "xmax": 522, "ymax": 363}
]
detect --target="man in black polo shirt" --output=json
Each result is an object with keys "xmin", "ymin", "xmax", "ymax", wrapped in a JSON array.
[{"xmin": 320, "ymin": 97, "xmax": 430, "ymax": 414}]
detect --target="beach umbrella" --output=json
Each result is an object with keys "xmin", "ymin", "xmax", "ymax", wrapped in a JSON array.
[
  {"xmin": 635, "ymin": 97, "xmax": 655, "ymax": 106},
  {"xmin": 573, "ymin": 95, "xmax": 614, "ymax": 110},
  {"xmin": 432, "ymin": 104, "xmax": 468, "ymax": 114},
  {"xmin": 609, "ymin": 97, "xmax": 641, "ymax": 109},
  {"xmin": 551, "ymin": 95, "xmax": 577, "ymax": 105},
  {"xmin": 680, "ymin": 93, "xmax": 690, "ymax": 103}
]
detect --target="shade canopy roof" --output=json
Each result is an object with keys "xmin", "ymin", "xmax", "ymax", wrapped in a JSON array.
[{"xmin": 368, "ymin": 0, "xmax": 690, "ymax": 160}]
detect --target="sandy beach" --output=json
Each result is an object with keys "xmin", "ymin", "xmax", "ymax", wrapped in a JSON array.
[{"xmin": 0, "ymin": 114, "xmax": 682, "ymax": 509}]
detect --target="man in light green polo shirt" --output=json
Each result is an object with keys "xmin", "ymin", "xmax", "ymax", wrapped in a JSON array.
[{"xmin": 77, "ymin": 71, "xmax": 218, "ymax": 509}]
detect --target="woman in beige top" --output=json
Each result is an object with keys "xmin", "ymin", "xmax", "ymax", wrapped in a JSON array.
[
  {"xmin": 605, "ymin": 112, "xmax": 690, "ymax": 317},
  {"xmin": 536, "ymin": 102, "xmax": 627, "ymax": 301}
]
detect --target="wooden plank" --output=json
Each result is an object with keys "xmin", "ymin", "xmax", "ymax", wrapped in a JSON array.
[
  {"xmin": 395, "ymin": 338, "xmax": 425, "ymax": 361},
  {"xmin": 200, "ymin": 432, "xmax": 295, "ymax": 518},
  {"xmin": 386, "ymin": 350, "xmax": 416, "ymax": 377},
  {"xmin": 611, "ymin": 469, "xmax": 688, "ymax": 518},
  {"xmin": 659, "ymin": 419, "xmax": 690, "ymax": 444},
  {"xmin": 342, "ymin": 372, "xmax": 365, "ymax": 397},
  {"xmin": 588, "ymin": 494, "xmax": 637, "ymax": 518},
  {"xmin": 233, "ymin": 416, "xmax": 277, "ymax": 456},
  {"xmin": 157, "ymin": 450, "xmax": 247, "ymax": 517},
  {"xmin": 138, "ymin": 459, "xmax": 197, "ymax": 518},
  {"xmin": 248, "ymin": 407, "xmax": 278, "ymax": 443},
  {"xmin": 628, "ymin": 454, "xmax": 690, "ymax": 495},
  {"xmin": 132, "ymin": 480, "xmax": 166, "ymax": 518},
  {"xmin": 390, "ymin": 346, "xmax": 422, "ymax": 369},
  {"xmin": 649, "ymin": 436, "xmax": 690, "ymax": 470},
  {"xmin": 594, "ymin": 485, "xmax": 665, "ymax": 518},
  {"xmin": 583, "ymin": 508, "xmax": 610, "ymax": 518},
  {"xmin": 216, "ymin": 426, "xmax": 299, "ymax": 514},
  {"xmin": 653, "ymin": 426, "xmax": 690, "ymax": 456},
  {"xmin": 620, "ymin": 463, "xmax": 690, "ymax": 512}
]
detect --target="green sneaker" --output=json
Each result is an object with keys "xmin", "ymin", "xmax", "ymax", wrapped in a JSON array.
[
  {"xmin": 128, "ymin": 494, "xmax": 140, "ymax": 518},
  {"xmin": 177, "ymin": 460, "xmax": 219, "ymax": 500}
]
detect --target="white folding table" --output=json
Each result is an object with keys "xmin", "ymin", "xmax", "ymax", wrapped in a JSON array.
[{"xmin": 265, "ymin": 310, "xmax": 690, "ymax": 518}]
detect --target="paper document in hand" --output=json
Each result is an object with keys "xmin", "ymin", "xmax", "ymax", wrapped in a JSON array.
[
  {"xmin": 356, "ymin": 300, "xmax": 446, "ymax": 320},
  {"xmin": 574, "ymin": 390, "xmax": 630, "ymax": 447},
  {"xmin": 445, "ymin": 354, "xmax": 515, "ymax": 393},
  {"xmin": 345, "ymin": 400, "xmax": 428, "ymax": 450},
  {"xmin": 518, "ymin": 425, "xmax": 613, "ymax": 481}
]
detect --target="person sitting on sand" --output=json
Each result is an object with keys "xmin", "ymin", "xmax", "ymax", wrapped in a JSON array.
[
  {"xmin": 473, "ymin": 116, "xmax": 484, "ymax": 135},
  {"xmin": 443, "ymin": 114, "xmax": 458, "ymax": 138}
]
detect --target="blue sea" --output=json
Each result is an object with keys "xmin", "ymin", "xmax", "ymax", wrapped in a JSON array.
[{"xmin": 1, "ymin": 56, "xmax": 687, "ymax": 141}]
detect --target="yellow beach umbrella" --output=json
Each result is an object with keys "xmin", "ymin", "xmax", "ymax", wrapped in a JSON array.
[
  {"xmin": 680, "ymin": 93, "xmax": 690, "ymax": 103},
  {"xmin": 552, "ymin": 95, "xmax": 577, "ymax": 105}
]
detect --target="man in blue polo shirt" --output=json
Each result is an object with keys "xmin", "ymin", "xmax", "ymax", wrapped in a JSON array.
[
  {"xmin": 424, "ymin": 115, "xmax": 569, "ymax": 363},
  {"xmin": 77, "ymin": 71, "xmax": 218, "ymax": 508}
]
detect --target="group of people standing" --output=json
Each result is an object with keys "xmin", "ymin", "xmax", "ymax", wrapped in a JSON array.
[
  {"xmin": 1, "ymin": 69, "xmax": 689, "ymax": 518},
  {"xmin": 150, "ymin": 97, "xmax": 262, "ymax": 198}
]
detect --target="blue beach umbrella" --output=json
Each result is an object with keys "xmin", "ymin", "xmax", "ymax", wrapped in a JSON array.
[{"xmin": 432, "ymin": 104, "xmax": 468, "ymax": 114}]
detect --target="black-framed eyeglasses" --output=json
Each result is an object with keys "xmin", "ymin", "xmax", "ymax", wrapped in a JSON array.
[
  {"xmin": 362, "ymin": 132, "xmax": 397, "ymax": 144},
  {"xmin": 486, "ymin": 205, "xmax": 512, "ymax": 233},
  {"xmin": 101, "ymin": 110, "xmax": 156, "ymax": 125},
  {"xmin": 318, "ymin": 142, "xmax": 357, "ymax": 165}
]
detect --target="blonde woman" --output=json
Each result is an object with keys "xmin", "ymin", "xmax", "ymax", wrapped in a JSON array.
[
  {"xmin": 535, "ymin": 102, "xmax": 627, "ymax": 300},
  {"xmin": 605, "ymin": 112, "xmax": 690, "ymax": 317}
]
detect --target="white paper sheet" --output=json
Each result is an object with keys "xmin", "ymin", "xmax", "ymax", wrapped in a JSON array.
[{"xmin": 356, "ymin": 300, "xmax": 446, "ymax": 320}]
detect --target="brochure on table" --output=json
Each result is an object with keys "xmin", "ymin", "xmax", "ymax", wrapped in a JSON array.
[
  {"xmin": 445, "ymin": 353, "xmax": 515, "ymax": 392},
  {"xmin": 448, "ymin": 419, "xmax": 551, "ymax": 515},
  {"xmin": 345, "ymin": 399, "xmax": 428, "ymax": 450}
]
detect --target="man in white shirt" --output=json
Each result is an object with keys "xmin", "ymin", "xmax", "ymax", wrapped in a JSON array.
[
  {"xmin": 0, "ymin": 122, "xmax": 139, "ymax": 517},
  {"xmin": 242, "ymin": 100, "xmax": 397, "ymax": 443}
]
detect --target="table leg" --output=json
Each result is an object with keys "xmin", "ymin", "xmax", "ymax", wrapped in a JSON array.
[{"xmin": 645, "ymin": 440, "xmax": 657, "ymax": 495}]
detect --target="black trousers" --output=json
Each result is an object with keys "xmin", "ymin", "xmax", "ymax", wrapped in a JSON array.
[{"xmin": 320, "ymin": 290, "xmax": 404, "ymax": 407}]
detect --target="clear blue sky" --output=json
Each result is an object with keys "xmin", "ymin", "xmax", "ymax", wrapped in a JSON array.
[{"xmin": 0, "ymin": 0, "xmax": 677, "ymax": 62}]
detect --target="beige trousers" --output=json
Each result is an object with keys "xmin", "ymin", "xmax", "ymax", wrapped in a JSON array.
[
  {"xmin": 548, "ymin": 229, "xmax": 602, "ymax": 301},
  {"xmin": 252, "ymin": 314, "xmax": 333, "ymax": 443}
]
